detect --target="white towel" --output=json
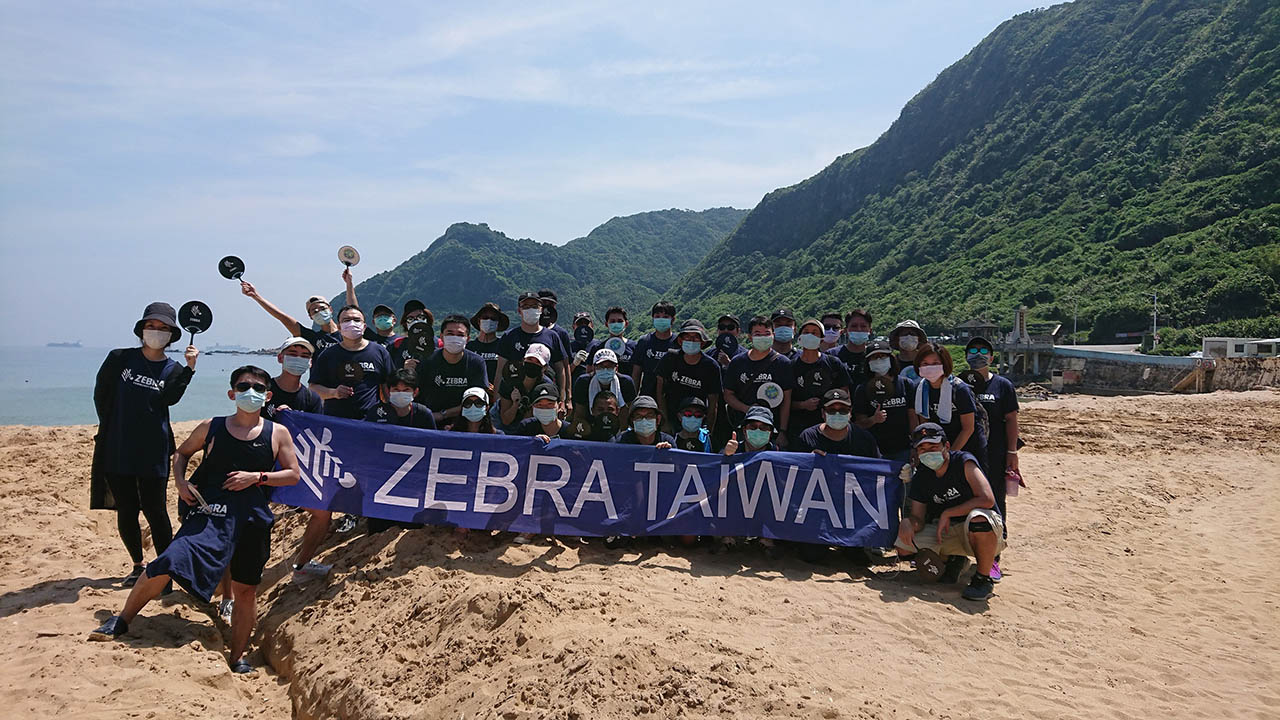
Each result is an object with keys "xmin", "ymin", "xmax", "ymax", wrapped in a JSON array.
[
  {"xmin": 914, "ymin": 375, "xmax": 954, "ymax": 424},
  {"xmin": 588, "ymin": 371, "xmax": 626, "ymax": 409}
]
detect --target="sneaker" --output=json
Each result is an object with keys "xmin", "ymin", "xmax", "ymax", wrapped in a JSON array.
[
  {"xmin": 513, "ymin": 533, "xmax": 534, "ymax": 545},
  {"xmin": 292, "ymin": 561, "xmax": 333, "ymax": 577},
  {"xmin": 335, "ymin": 515, "xmax": 359, "ymax": 533},
  {"xmin": 218, "ymin": 598, "xmax": 235, "ymax": 623},
  {"xmin": 989, "ymin": 561, "xmax": 1003, "ymax": 583},
  {"xmin": 940, "ymin": 555, "xmax": 970, "ymax": 584},
  {"xmin": 603, "ymin": 535, "xmax": 628, "ymax": 549},
  {"xmin": 962, "ymin": 573, "xmax": 995, "ymax": 601},
  {"xmin": 122, "ymin": 565, "xmax": 145, "ymax": 588},
  {"xmin": 88, "ymin": 615, "xmax": 128, "ymax": 641},
  {"xmin": 229, "ymin": 658, "xmax": 254, "ymax": 674}
]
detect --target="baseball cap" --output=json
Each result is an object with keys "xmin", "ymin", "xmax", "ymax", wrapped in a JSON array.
[
  {"xmin": 523, "ymin": 343, "xmax": 551, "ymax": 366},
  {"xmin": 865, "ymin": 340, "xmax": 893, "ymax": 358},
  {"xmin": 743, "ymin": 405, "xmax": 775, "ymax": 427},
  {"xmin": 798, "ymin": 317, "xmax": 824, "ymax": 334},
  {"xmin": 461, "ymin": 387, "xmax": 488, "ymax": 405},
  {"xmin": 372, "ymin": 304, "xmax": 394, "ymax": 317},
  {"xmin": 966, "ymin": 336, "xmax": 994, "ymax": 352},
  {"xmin": 402, "ymin": 300, "xmax": 433, "ymax": 326},
  {"xmin": 632, "ymin": 395, "xmax": 659, "ymax": 411},
  {"xmin": 537, "ymin": 289, "xmax": 558, "ymax": 304},
  {"xmin": 822, "ymin": 388, "xmax": 852, "ymax": 408},
  {"xmin": 593, "ymin": 348, "xmax": 619, "ymax": 365},
  {"xmin": 279, "ymin": 336, "xmax": 315, "ymax": 353},
  {"xmin": 911, "ymin": 422, "xmax": 948, "ymax": 448},
  {"xmin": 529, "ymin": 383, "xmax": 558, "ymax": 404},
  {"xmin": 573, "ymin": 311, "xmax": 592, "ymax": 325},
  {"xmin": 517, "ymin": 291, "xmax": 540, "ymax": 305},
  {"xmin": 678, "ymin": 396, "xmax": 708, "ymax": 411},
  {"xmin": 770, "ymin": 308, "xmax": 795, "ymax": 323},
  {"xmin": 717, "ymin": 314, "xmax": 739, "ymax": 329}
]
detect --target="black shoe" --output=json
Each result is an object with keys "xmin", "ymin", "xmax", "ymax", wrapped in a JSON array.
[
  {"xmin": 88, "ymin": 615, "xmax": 128, "ymax": 641},
  {"xmin": 122, "ymin": 565, "xmax": 145, "ymax": 588},
  {"xmin": 940, "ymin": 555, "xmax": 970, "ymax": 584},
  {"xmin": 962, "ymin": 573, "xmax": 995, "ymax": 601},
  {"xmin": 229, "ymin": 658, "xmax": 254, "ymax": 674},
  {"xmin": 603, "ymin": 535, "xmax": 629, "ymax": 549}
]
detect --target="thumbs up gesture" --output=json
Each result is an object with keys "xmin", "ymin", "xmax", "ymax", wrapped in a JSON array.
[{"xmin": 722, "ymin": 431, "xmax": 739, "ymax": 456}]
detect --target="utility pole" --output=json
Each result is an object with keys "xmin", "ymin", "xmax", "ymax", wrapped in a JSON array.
[
  {"xmin": 1150, "ymin": 293, "xmax": 1159, "ymax": 348},
  {"xmin": 1063, "ymin": 295, "xmax": 1079, "ymax": 345}
]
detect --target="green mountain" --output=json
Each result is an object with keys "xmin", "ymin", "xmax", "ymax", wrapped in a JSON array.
[
  {"xmin": 345, "ymin": 207, "xmax": 746, "ymax": 324},
  {"xmin": 668, "ymin": 0, "xmax": 1280, "ymax": 344}
]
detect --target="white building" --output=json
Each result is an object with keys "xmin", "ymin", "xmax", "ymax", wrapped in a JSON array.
[{"xmin": 1202, "ymin": 337, "xmax": 1280, "ymax": 359}]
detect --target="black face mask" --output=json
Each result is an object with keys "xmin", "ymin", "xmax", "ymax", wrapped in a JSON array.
[{"xmin": 523, "ymin": 363, "xmax": 542, "ymax": 379}]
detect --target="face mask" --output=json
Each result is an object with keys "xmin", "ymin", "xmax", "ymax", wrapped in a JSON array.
[
  {"xmin": 442, "ymin": 335, "xmax": 466, "ymax": 354},
  {"xmin": 898, "ymin": 335, "xmax": 919, "ymax": 351},
  {"xmin": 608, "ymin": 321, "xmax": 626, "ymax": 335},
  {"xmin": 798, "ymin": 334, "xmax": 822, "ymax": 350},
  {"xmin": 407, "ymin": 316, "xmax": 429, "ymax": 329},
  {"xmin": 823, "ymin": 329, "xmax": 840, "ymax": 345},
  {"xmin": 462, "ymin": 404, "xmax": 487, "ymax": 422},
  {"xmin": 282, "ymin": 356, "xmax": 311, "ymax": 376},
  {"xmin": 848, "ymin": 331, "xmax": 870, "ymax": 345},
  {"xmin": 479, "ymin": 319, "xmax": 498, "ymax": 333},
  {"xmin": 595, "ymin": 368, "xmax": 616, "ymax": 385},
  {"xmin": 523, "ymin": 363, "xmax": 542, "ymax": 379},
  {"xmin": 575, "ymin": 326, "xmax": 593, "ymax": 343},
  {"xmin": 681, "ymin": 415, "xmax": 703, "ymax": 433},
  {"xmin": 869, "ymin": 357, "xmax": 892, "ymax": 376},
  {"xmin": 966, "ymin": 353, "xmax": 990, "ymax": 370},
  {"xmin": 652, "ymin": 317, "xmax": 672, "ymax": 333},
  {"xmin": 919, "ymin": 365, "xmax": 945, "ymax": 381},
  {"xmin": 774, "ymin": 327, "xmax": 794, "ymax": 343},
  {"xmin": 751, "ymin": 334, "xmax": 773, "ymax": 352},
  {"xmin": 141, "ymin": 329, "xmax": 170, "ymax": 349},
  {"xmin": 373, "ymin": 315, "xmax": 394, "ymax": 331},
  {"xmin": 521, "ymin": 308, "xmax": 542, "ymax": 326},
  {"xmin": 825, "ymin": 412, "xmax": 851, "ymax": 430},
  {"xmin": 745, "ymin": 428, "xmax": 771, "ymax": 448},
  {"xmin": 235, "ymin": 389, "xmax": 266, "ymax": 413},
  {"xmin": 340, "ymin": 320, "xmax": 364, "ymax": 340},
  {"xmin": 682, "ymin": 339, "xmax": 702, "ymax": 355},
  {"xmin": 919, "ymin": 451, "xmax": 946, "ymax": 470},
  {"xmin": 311, "ymin": 310, "xmax": 333, "ymax": 326},
  {"xmin": 389, "ymin": 391, "xmax": 414, "ymax": 409},
  {"xmin": 533, "ymin": 406, "xmax": 558, "ymax": 424},
  {"xmin": 633, "ymin": 417, "xmax": 658, "ymax": 436}
]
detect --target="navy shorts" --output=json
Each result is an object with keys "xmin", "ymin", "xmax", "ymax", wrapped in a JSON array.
[{"xmin": 229, "ymin": 522, "xmax": 272, "ymax": 586}]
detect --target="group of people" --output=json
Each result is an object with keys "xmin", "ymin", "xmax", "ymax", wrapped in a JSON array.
[{"xmin": 88, "ymin": 278, "xmax": 1023, "ymax": 672}]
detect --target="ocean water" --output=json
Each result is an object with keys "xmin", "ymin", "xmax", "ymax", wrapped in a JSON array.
[{"xmin": 0, "ymin": 345, "xmax": 281, "ymax": 426}]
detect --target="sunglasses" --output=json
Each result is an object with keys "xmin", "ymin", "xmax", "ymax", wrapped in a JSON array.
[
  {"xmin": 680, "ymin": 410, "xmax": 705, "ymax": 419},
  {"xmin": 235, "ymin": 382, "xmax": 268, "ymax": 393},
  {"xmin": 461, "ymin": 399, "xmax": 487, "ymax": 408},
  {"xmin": 970, "ymin": 347, "xmax": 992, "ymax": 355},
  {"xmin": 718, "ymin": 324, "xmax": 737, "ymax": 332}
]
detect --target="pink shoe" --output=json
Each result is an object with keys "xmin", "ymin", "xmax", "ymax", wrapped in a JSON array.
[{"xmin": 989, "ymin": 561, "xmax": 1003, "ymax": 583}]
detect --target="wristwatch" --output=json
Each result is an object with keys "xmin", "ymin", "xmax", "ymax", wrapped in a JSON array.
[{"xmin": 257, "ymin": 472, "xmax": 268, "ymax": 486}]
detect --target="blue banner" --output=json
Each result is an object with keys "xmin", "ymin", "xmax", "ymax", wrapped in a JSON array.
[{"xmin": 272, "ymin": 413, "xmax": 903, "ymax": 546}]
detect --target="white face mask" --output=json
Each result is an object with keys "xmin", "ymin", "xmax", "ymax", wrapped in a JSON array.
[
  {"xmin": 869, "ymin": 357, "xmax": 892, "ymax": 375},
  {"xmin": 919, "ymin": 365, "xmax": 945, "ymax": 381},
  {"xmin": 142, "ymin": 329, "xmax": 170, "ymax": 349},
  {"xmin": 798, "ymin": 334, "xmax": 822, "ymax": 350},
  {"xmin": 521, "ymin": 308, "xmax": 542, "ymax": 326},
  {"xmin": 899, "ymin": 335, "xmax": 919, "ymax": 351},
  {"xmin": 389, "ymin": 391, "xmax": 414, "ymax": 409},
  {"xmin": 442, "ymin": 335, "xmax": 466, "ymax": 354},
  {"xmin": 479, "ymin": 319, "xmax": 499, "ymax": 333}
]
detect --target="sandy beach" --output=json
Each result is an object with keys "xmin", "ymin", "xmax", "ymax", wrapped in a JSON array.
[{"xmin": 1, "ymin": 390, "xmax": 1277, "ymax": 719}]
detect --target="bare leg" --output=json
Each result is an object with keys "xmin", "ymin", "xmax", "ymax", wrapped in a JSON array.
[
  {"xmin": 294, "ymin": 510, "xmax": 332, "ymax": 567},
  {"xmin": 228, "ymin": 581, "xmax": 257, "ymax": 663},
  {"xmin": 120, "ymin": 570, "xmax": 171, "ymax": 622},
  {"xmin": 970, "ymin": 530, "xmax": 997, "ymax": 576}
]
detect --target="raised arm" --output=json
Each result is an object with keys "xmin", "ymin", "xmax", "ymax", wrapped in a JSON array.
[{"xmin": 241, "ymin": 280, "xmax": 303, "ymax": 336}]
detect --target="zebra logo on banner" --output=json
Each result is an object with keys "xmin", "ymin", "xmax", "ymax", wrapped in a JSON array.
[{"xmin": 293, "ymin": 426, "xmax": 358, "ymax": 499}]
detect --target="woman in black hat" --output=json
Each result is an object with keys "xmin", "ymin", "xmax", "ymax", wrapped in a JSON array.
[{"xmin": 91, "ymin": 302, "xmax": 199, "ymax": 586}]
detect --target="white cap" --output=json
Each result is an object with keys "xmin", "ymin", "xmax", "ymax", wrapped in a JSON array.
[
  {"xmin": 279, "ymin": 336, "xmax": 315, "ymax": 353},
  {"xmin": 593, "ymin": 348, "xmax": 618, "ymax": 365},
  {"xmin": 523, "ymin": 343, "xmax": 551, "ymax": 367},
  {"xmin": 462, "ymin": 387, "xmax": 488, "ymax": 404}
]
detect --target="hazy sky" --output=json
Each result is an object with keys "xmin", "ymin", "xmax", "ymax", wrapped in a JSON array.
[{"xmin": 1, "ymin": 0, "xmax": 1049, "ymax": 349}]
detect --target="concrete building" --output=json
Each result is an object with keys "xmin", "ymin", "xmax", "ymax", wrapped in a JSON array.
[{"xmin": 1202, "ymin": 337, "xmax": 1280, "ymax": 359}]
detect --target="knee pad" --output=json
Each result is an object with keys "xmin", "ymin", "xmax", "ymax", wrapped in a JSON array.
[{"xmin": 968, "ymin": 518, "xmax": 993, "ymax": 534}]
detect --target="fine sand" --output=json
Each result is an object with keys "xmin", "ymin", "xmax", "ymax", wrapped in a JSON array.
[{"xmin": 1, "ymin": 390, "xmax": 1277, "ymax": 719}]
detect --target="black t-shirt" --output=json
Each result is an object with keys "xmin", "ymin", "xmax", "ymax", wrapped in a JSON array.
[
  {"xmin": 910, "ymin": 450, "xmax": 990, "ymax": 522},
  {"xmin": 654, "ymin": 352, "xmax": 723, "ymax": 415},
  {"xmin": 832, "ymin": 346, "xmax": 870, "ymax": 389},
  {"xmin": 512, "ymin": 417, "xmax": 575, "ymax": 438},
  {"xmin": 417, "ymin": 348, "xmax": 489, "ymax": 413},
  {"xmin": 299, "ymin": 327, "xmax": 343, "ymax": 354},
  {"xmin": 793, "ymin": 424, "xmax": 880, "ymax": 458},
  {"xmin": 790, "ymin": 352, "xmax": 853, "ymax": 435},
  {"xmin": 98, "ymin": 348, "xmax": 188, "ymax": 477},
  {"xmin": 497, "ymin": 327, "xmax": 567, "ymax": 366},
  {"xmin": 910, "ymin": 377, "xmax": 988, "ymax": 460},
  {"xmin": 632, "ymin": 332, "xmax": 677, "ymax": 396},
  {"xmin": 973, "ymin": 373, "xmax": 1019, "ymax": 453},
  {"xmin": 363, "ymin": 402, "xmax": 437, "ymax": 429},
  {"xmin": 364, "ymin": 327, "xmax": 402, "ymax": 348},
  {"xmin": 610, "ymin": 429, "xmax": 677, "ymax": 446},
  {"xmin": 264, "ymin": 377, "xmax": 324, "ymax": 420},
  {"xmin": 852, "ymin": 375, "xmax": 915, "ymax": 458},
  {"xmin": 467, "ymin": 337, "xmax": 502, "ymax": 382},
  {"xmin": 310, "ymin": 341, "xmax": 394, "ymax": 419},
  {"xmin": 571, "ymin": 372, "xmax": 638, "ymax": 409},
  {"xmin": 723, "ymin": 350, "xmax": 794, "ymax": 425},
  {"xmin": 498, "ymin": 373, "xmax": 556, "ymax": 425},
  {"xmin": 585, "ymin": 336, "xmax": 638, "ymax": 377}
]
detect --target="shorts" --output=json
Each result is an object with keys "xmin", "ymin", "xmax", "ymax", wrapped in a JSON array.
[
  {"xmin": 229, "ymin": 522, "xmax": 272, "ymax": 586},
  {"xmin": 906, "ymin": 508, "xmax": 1006, "ymax": 558}
]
